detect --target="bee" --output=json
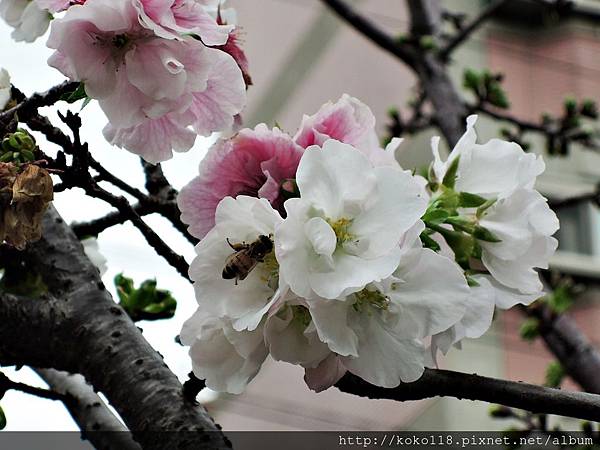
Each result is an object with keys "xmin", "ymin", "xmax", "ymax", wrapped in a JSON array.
[{"xmin": 222, "ymin": 235, "xmax": 273, "ymax": 284}]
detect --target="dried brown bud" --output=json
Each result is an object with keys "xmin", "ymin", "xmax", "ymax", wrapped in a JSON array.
[{"xmin": 0, "ymin": 164, "xmax": 53, "ymax": 250}]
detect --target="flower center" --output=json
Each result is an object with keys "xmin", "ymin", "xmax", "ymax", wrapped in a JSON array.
[
  {"xmin": 291, "ymin": 305, "xmax": 311, "ymax": 329},
  {"xmin": 112, "ymin": 34, "xmax": 130, "ymax": 49},
  {"xmin": 259, "ymin": 250, "xmax": 279, "ymax": 289},
  {"xmin": 352, "ymin": 287, "xmax": 390, "ymax": 313},
  {"xmin": 327, "ymin": 217, "xmax": 355, "ymax": 246}
]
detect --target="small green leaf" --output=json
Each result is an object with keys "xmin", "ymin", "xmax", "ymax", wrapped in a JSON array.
[
  {"xmin": 472, "ymin": 226, "xmax": 501, "ymax": 243},
  {"xmin": 458, "ymin": 192, "xmax": 488, "ymax": 208},
  {"xmin": 545, "ymin": 361, "xmax": 565, "ymax": 388},
  {"xmin": 547, "ymin": 285, "xmax": 573, "ymax": 314},
  {"xmin": 463, "ymin": 69, "xmax": 481, "ymax": 92},
  {"xmin": 61, "ymin": 83, "xmax": 88, "ymax": 104},
  {"xmin": 476, "ymin": 198, "xmax": 497, "ymax": 218},
  {"xmin": 466, "ymin": 275, "xmax": 480, "ymax": 287},
  {"xmin": 422, "ymin": 209, "xmax": 449, "ymax": 226},
  {"xmin": 442, "ymin": 156, "xmax": 460, "ymax": 189},
  {"xmin": 446, "ymin": 216, "xmax": 475, "ymax": 234},
  {"xmin": 519, "ymin": 317, "xmax": 540, "ymax": 341}
]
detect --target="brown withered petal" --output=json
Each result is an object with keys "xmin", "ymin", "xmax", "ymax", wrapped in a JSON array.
[{"xmin": 1, "ymin": 165, "xmax": 53, "ymax": 250}]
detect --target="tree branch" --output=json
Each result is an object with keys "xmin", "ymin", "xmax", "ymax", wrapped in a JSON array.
[
  {"xmin": 0, "ymin": 206, "xmax": 228, "ymax": 450},
  {"xmin": 440, "ymin": 0, "xmax": 511, "ymax": 60},
  {"xmin": 35, "ymin": 369, "xmax": 142, "ymax": 450},
  {"xmin": 0, "ymin": 81, "xmax": 78, "ymax": 132},
  {"xmin": 320, "ymin": 0, "xmax": 416, "ymax": 69},
  {"xmin": 527, "ymin": 304, "xmax": 600, "ymax": 393},
  {"xmin": 336, "ymin": 368, "xmax": 600, "ymax": 421},
  {"xmin": 0, "ymin": 371, "xmax": 66, "ymax": 402}
]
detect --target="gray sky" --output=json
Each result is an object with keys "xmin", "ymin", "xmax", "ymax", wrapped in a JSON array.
[{"xmin": 1, "ymin": 20, "xmax": 217, "ymax": 431}]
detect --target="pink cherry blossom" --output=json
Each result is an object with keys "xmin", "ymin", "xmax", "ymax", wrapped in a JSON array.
[
  {"xmin": 294, "ymin": 94, "xmax": 380, "ymax": 150},
  {"xmin": 47, "ymin": 0, "xmax": 246, "ymax": 163},
  {"xmin": 178, "ymin": 124, "xmax": 304, "ymax": 239},
  {"xmin": 294, "ymin": 94, "xmax": 398, "ymax": 167},
  {"xmin": 105, "ymin": 45, "xmax": 246, "ymax": 163},
  {"xmin": 133, "ymin": 0, "xmax": 233, "ymax": 44}
]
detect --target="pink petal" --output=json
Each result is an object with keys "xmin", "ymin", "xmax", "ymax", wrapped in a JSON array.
[
  {"xmin": 177, "ymin": 124, "xmax": 304, "ymax": 239},
  {"xmin": 294, "ymin": 94, "xmax": 379, "ymax": 151},
  {"xmin": 103, "ymin": 113, "xmax": 196, "ymax": 164}
]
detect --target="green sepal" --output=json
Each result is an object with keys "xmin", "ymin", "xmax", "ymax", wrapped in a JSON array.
[
  {"xmin": 472, "ymin": 226, "xmax": 501, "ymax": 243},
  {"xmin": 442, "ymin": 155, "xmax": 460, "ymax": 189},
  {"xmin": 446, "ymin": 216, "xmax": 475, "ymax": 234},
  {"xmin": 458, "ymin": 192, "xmax": 488, "ymax": 208},
  {"xmin": 422, "ymin": 208, "xmax": 449, "ymax": 227},
  {"xmin": 466, "ymin": 274, "xmax": 480, "ymax": 287},
  {"xmin": 476, "ymin": 198, "xmax": 497, "ymax": 218}
]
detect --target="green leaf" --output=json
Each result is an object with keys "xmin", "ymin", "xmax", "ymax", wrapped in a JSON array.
[
  {"xmin": 488, "ymin": 84, "xmax": 510, "ymax": 109},
  {"xmin": 472, "ymin": 226, "xmax": 501, "ymax": 243},
  {"xmin": 547, "ymin": 285, "xmax": 573, "ymax": 314},
  {"xmin": 458, "ymin": 192, "xmax": 488, "ymax": 208},
  {"xmin": 0, "ymin": 405, "xmax": 6, "ymax": 430},
  {"xmin": 466, "ymin": 275, "xmax": 480, "ymax": 287},
  {"xmin": 114, "ymin": 274, "xmax": 177, "ymax": 321},
  {"xmin": 442, "ymin": 156, "xmax": 460, "ymax": 189},
  {"xmin": 60, "ymin": 83, "xmax": 88, "ymax": 104},
  {"xmin": 429, "ymin": 224, "xmax": 474, "ymax": 269},
  {"xmin": 422, "ymin": 209, "xmax": 449, "ymax": 226},
  {"xmin": 545, "ymin": 361, "xmax": 565, "ymax": 388},
  {"xmin": 463, "ymin": 69, "xmax": 480, "ymax": 92},
  {"xmin": 476, "ymin": 198, "xmax": 497, "ymax": 218},
  {"xmin": 519, "ymin": 317, "xmax": 540, "ymax": 341},
  {"xmin": 420, "ymin": 231, "xmax": 441, "ymax": 252},
  {"xmin": 446, "ymin": 216, "xmax": 475, "ymax": 234}
]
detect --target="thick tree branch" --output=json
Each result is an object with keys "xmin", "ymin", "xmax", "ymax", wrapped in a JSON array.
[
  {"xmin": 440, "ymin": 0, "xmax": 511, "ymax": 60},
  {"xmin": 320, "ymin": 0, "xmax": 416, "ymax": 69},
  {"xmin": 0, "ymin": 206, "xmax": 228, "ymax": 450},
  {"xmin": 35, "ymin": 369, "xmax": 142, "ymax": 450},
  {"xmin": 527, "ymin": 304, "xmax": 600, "ymax": 393},
  {"xmin": 336, "ymin": 368, "xmax": 600, "ymax": 421}
]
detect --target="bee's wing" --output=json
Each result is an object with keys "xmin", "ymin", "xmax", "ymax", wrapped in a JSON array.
[{"xmin": 237, "ymin": 259, "xmax": 259, "ymax": 281}]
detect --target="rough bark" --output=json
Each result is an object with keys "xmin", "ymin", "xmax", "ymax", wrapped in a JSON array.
[
  {"xmin": 35, "ymin": 369, "xmax": 142, "ymax": 450},
  {"xmin": 0, "ymin": 206, "xmax": 229, "ymax": 450}
]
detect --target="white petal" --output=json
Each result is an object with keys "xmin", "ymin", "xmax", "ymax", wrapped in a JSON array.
[
  {"xmin": 295, "ymin": 140, "xmax": 376, "ymax": 218},
  {"xmin": 308, "ymin": 299, "xmax": 359, "ymax": 357},
  {"xmin": 342, "ymin": 313, "xmax": 426, "ymax": 387},
  {"xmin": 181, "ymin": 310, "xmax": 268, "ymax": 394},
  {"xmin": 351, "ymin": 167, "xmax": 427, "ymax": 258},
  {"xmin": 389, "ymin": 248, "xmax": 470, "ymax": 339},
  {"xmin": 483, "ymin": 236, "xmax": 557, "ymax": 293},
  {"xmin": 304, "ymin": 216, "xmax": 336, "ymax": 258},
  {"xmin": 264, "ymin": 307, "xmax": 330, "ymax": 368}
]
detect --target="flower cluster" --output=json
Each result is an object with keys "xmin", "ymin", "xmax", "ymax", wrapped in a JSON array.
[
  {"xmin": 0, "ymin": 0, "xmax": 248, "ymax": 163},
  {"xmin": 178, "ymin": 97, "xmax": 558, "ymax": 394}
]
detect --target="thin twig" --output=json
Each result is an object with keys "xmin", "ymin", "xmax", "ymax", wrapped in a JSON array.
[
  {"xmin": 440, "ymin": 0, "xmax": 512, "ymax": 60},
  {"xmin": 0, "ymin": 371, "xmax": 66, "ymax": 402},
  {"xmin": 320, "ymin": 0, "xmax": 416, "ymax": 68}
]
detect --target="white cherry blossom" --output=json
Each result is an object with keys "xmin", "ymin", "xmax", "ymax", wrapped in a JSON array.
[{"xmin": 275, "ymin": 139, "xmax": 427, "ymax": 300}]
